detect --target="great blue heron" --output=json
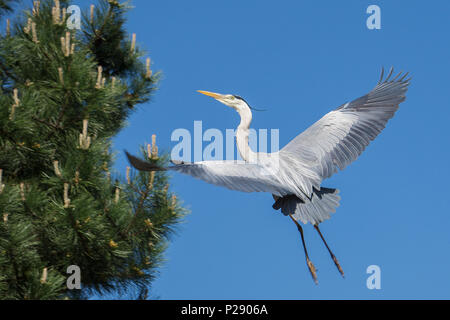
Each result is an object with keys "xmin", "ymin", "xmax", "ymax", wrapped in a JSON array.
[{"xmin": 125, "ymin": 68, "xmax": 410, "ymax": 284}]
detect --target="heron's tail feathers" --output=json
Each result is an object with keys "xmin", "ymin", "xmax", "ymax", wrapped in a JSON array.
[{"xmin": 273, "ymin": 188, "xmax": 340, "ymax": 225}]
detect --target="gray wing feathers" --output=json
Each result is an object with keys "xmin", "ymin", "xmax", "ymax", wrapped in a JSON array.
[
  {"xmin": 170, "ymin": 161, "xmax": 292, "ymax": 196},
  {"xmin": 125, "ymin": 152, "xmax": 292, "ymax": 196},
  {"xmin": 281, "ymin": 69, "xmax": 410, "ymax": 195}
]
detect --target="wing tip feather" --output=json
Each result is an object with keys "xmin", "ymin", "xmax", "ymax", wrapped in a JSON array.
[
  {"xmin": 124, "ymin": 150, "xmax": 166, "ymax": 171},
  {"xmin": 378, "ymin": 67, "xmax": 411, "ymax": 86}
]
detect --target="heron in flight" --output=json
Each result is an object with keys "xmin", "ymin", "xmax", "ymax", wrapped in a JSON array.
[{"xmin": 126, "ymin": 68, "xmax": 410, "ymax": 284}]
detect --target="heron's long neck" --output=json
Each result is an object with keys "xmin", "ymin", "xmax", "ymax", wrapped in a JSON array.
[{"xmin": 236, "ymin": 107, "xmax": 257, "ymax": 162}]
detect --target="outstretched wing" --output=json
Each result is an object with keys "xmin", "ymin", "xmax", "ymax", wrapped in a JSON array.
[
  {"xmin": 170, "ymin": 160, "xmax": 293, "ymax": 196},
  {"xmin": 125, "ymin": 152, "xmax": 292, "ymax": 196},
  {"xmin": 281, "ymin": 68, "xmax": 411, "ymax": 195}
]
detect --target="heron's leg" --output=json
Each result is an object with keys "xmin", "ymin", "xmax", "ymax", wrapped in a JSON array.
[
  {"xmin": 314, "ymin": 224, "xmax": 344, "ymax": 278},
  {"xmin": 289, "ymin": 215, "xmax": 318, "ymax": 284}
]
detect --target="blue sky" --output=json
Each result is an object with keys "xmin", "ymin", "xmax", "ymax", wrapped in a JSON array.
[{"xmin": 84, "ymin": 0, "xmax": 450, "ymax": 299}]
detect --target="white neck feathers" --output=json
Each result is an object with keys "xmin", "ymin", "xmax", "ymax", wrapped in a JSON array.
[{"xmin": 235, "ymin": 107, "xmax": 257, "ymax": 162}]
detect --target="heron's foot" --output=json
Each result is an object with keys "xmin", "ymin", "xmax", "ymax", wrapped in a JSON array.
[
  {"xmin": 306, "ymin": 258, "xmax": 318, "ymax": 285},
  {"xmin": 331, "ymin": 254, "xmax": 345, "ymax": 278}
]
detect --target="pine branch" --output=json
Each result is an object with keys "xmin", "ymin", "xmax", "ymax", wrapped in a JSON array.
[
  {"xmin": 31, "ymin": 116, "xmax": 63, "ymax": 131},
  {"xmin": 0, "ymin": 59, "xmax": 17, "ymax": 82}
]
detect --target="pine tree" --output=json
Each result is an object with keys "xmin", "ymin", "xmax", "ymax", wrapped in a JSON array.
[{"xmin": 0, "ymin": 0, "xmax": 186, "ymax": 299}]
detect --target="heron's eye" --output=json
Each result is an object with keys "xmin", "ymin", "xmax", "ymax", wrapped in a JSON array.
[{"xmin": 230, "ymin": 96, "xmax": 235, "ymax": 100}]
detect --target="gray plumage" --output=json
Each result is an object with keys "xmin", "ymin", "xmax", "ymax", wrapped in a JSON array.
[{"xmin": 126, "ymin": 69, "xmax": 410, "ymax": 225}]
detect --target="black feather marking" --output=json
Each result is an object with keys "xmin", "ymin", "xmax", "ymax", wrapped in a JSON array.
[
  {"xmin": 233, "ymin": 94, "xmax": 267, "ymax": 111},
  {"xmin": 124, "ymin": 150, "xmax": 166, "ymax": 171},
  {"xmin": 233, "ymin": 95, "xmax": 247, "ymax": 104}
]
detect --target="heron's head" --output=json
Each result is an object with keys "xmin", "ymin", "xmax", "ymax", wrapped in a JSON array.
[{"xmin": 197, "ymin": 90, "xmax": 251, "ymax": 114}]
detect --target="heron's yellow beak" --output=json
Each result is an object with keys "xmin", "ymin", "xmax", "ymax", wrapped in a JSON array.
[{"xmin": 197, "ymin": 90, "xmax": 224, "ymax": 100}]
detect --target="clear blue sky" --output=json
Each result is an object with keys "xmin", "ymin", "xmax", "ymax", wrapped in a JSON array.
[{"xmin": 85, "ymin": 0, "xmax": 450, "ymax": 299}]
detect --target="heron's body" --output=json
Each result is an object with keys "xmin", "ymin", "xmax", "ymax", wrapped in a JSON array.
[{"xmin": 126, "ymin": 68, "xmax": 411, "ymax": 283}]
